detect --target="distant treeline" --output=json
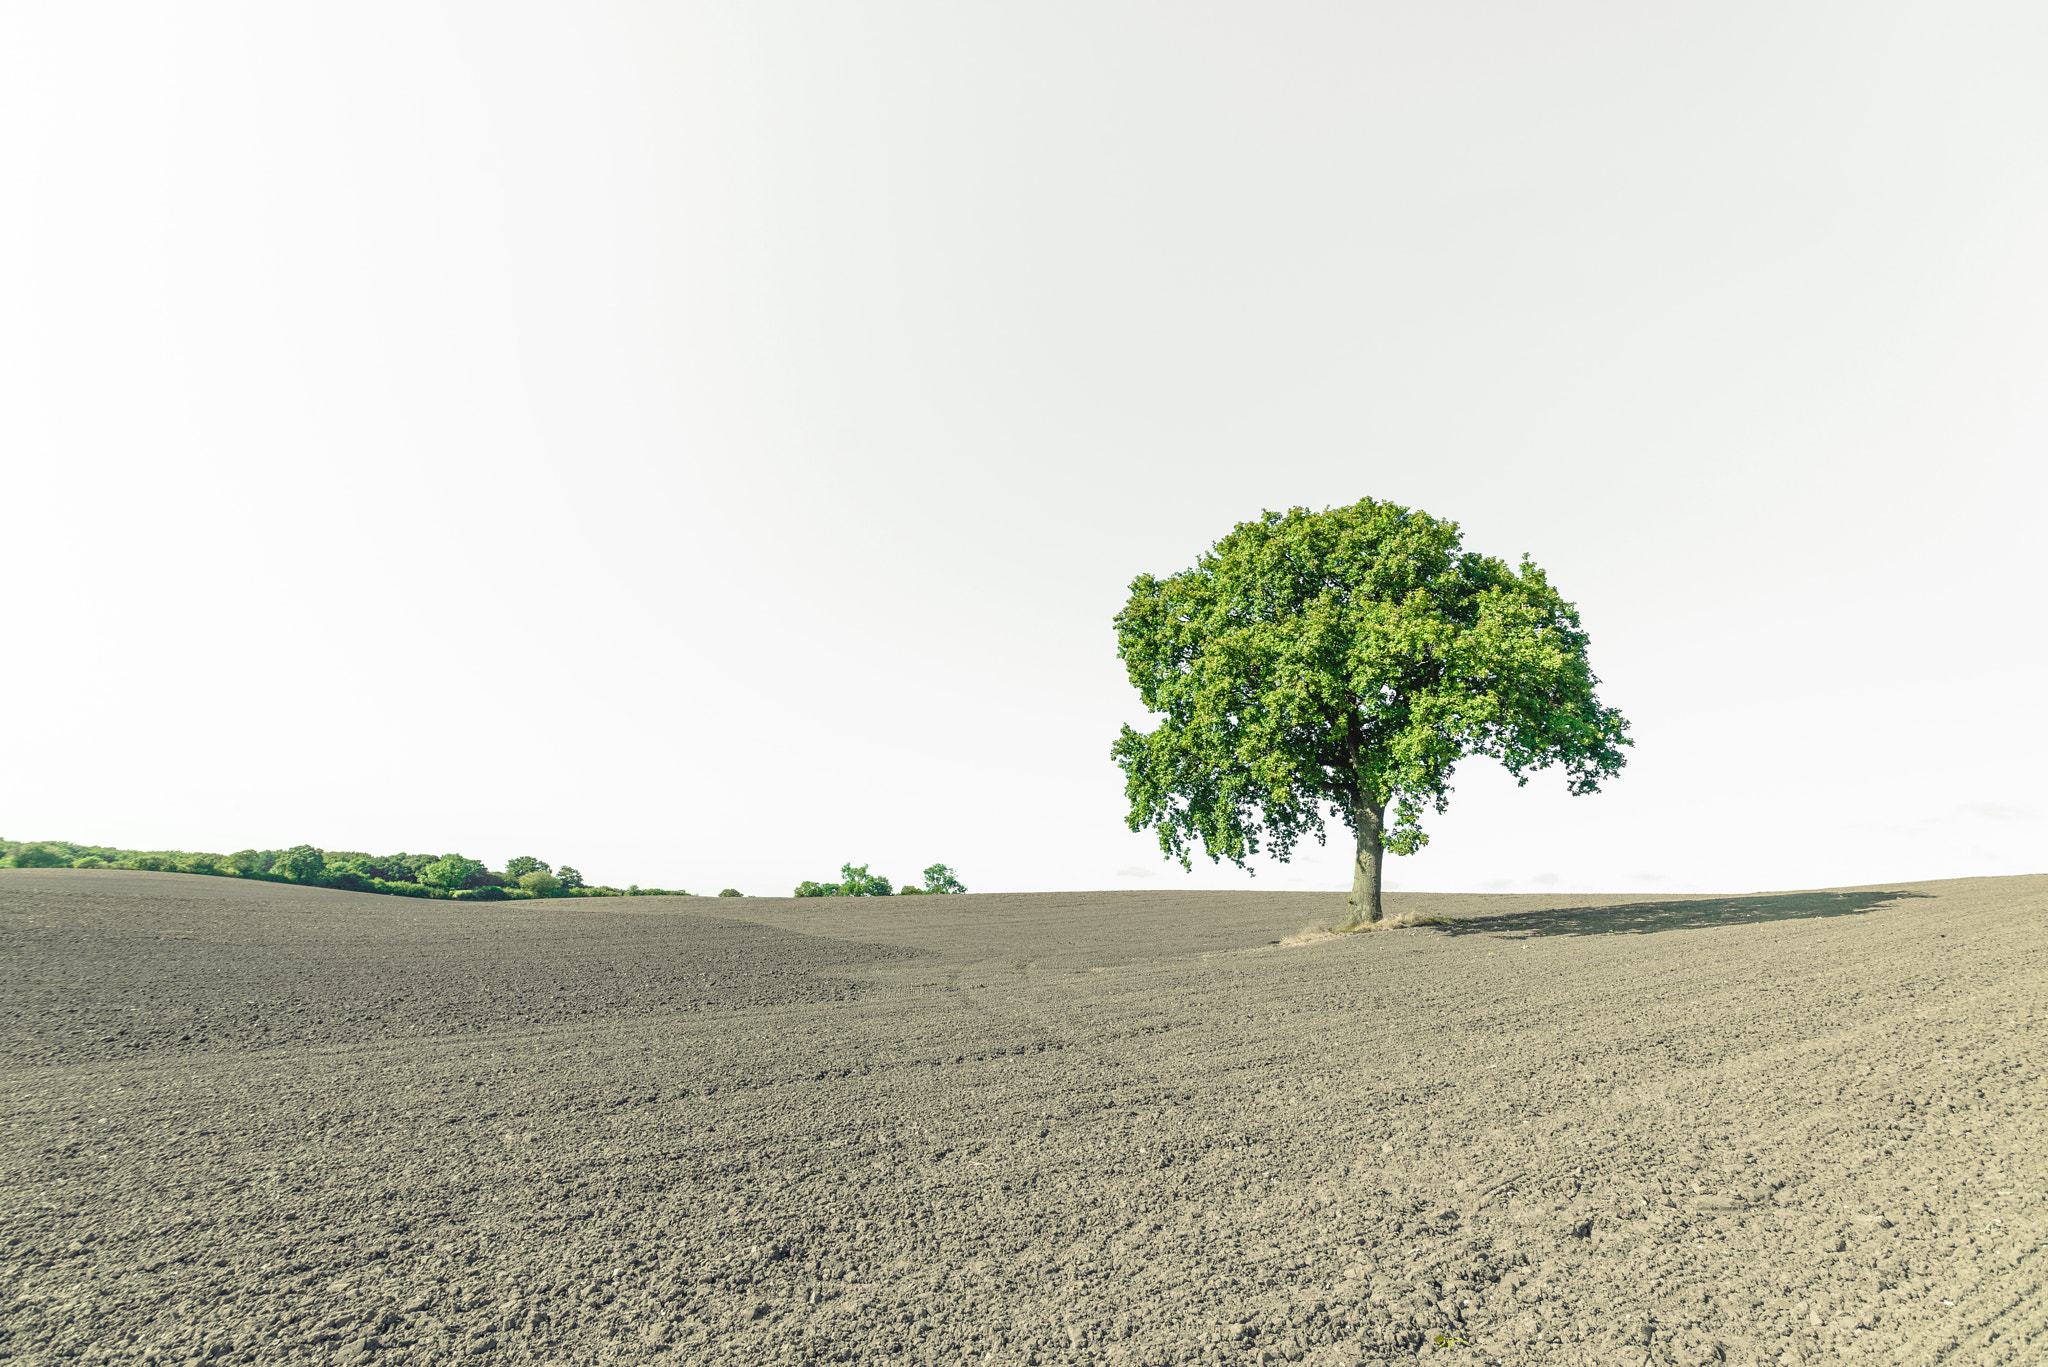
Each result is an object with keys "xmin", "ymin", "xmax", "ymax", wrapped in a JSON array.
[
  {"xmin": 794, "ymin": 862, "xmax": 966, "ymax": 897},
  {"xmin": 0, "ymin": 839, "xmax": 699, "ymax": 900}
]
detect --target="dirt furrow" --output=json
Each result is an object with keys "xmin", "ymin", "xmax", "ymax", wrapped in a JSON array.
[{"xmin": 2, "ymin": 868, "xmax": 2040, "ymax": 1366}]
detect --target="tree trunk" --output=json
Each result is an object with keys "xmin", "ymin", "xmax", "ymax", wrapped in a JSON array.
[{"xmin": 1345, "ymin": 795, "xmax": 1386, "ymax": 928}]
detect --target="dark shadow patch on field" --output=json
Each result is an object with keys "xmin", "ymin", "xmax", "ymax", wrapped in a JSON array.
[{"xmin": 1440, "ymin": 889, "xmax": 1934, "ymax": 939}]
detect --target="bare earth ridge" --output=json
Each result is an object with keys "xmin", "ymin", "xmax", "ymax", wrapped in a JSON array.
[{"xmin": 2, "ymin": 868, "xmax": 2042, "ymax": 1366}]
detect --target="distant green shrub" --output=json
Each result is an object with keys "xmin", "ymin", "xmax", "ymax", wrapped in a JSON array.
[
  {"xmin": 718, "ymin": 888, "xmax": 743, "ymax": 898},
  {"xmin": 921, "ymin": 863, "xmax": 967, "ymax": 894},
  {"xmin": 275, "ymin": 845, "xmax": 326, "ymax": 881},
  {"xmin": 323, "ymin": 854, "xmax": 372, "ymax": 881},
  {"xmin": 839, "ymin": 863, "xmax": 891, "ymax": 896},
  {"xmin": 897, "ymin": 885, "xmax": 927, "ymax": 895},
  {"xmin": 420, "ymin": 853, "xmax": 485, "ymax": 890},
  {"xmin": 323, "ymin": 868, "xmax": 373, "ymax": 892},
  {"xmin": 795, "ymin": 864, "xmax": 895, "ymax": 897},
  {"xmin": 5, "ymin": 835, "xmax": 675, "ymax": 908}
]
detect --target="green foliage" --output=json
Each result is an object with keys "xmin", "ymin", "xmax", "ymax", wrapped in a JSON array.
[
  {"xmin": 717, "ymin": 888, "xmax": 743, "ymax": 898},
  {"xmin": 795, "ymin": 864, "xmax": 896, "ymax": 897},
  {"xmin": 321, "ymin": 857, "xmax": 378, "ymax": 891},
  {"xmin": 504, "ymin": 855, "xmax": 551, "ymax": 879},
  {"xmin": 272, "ymin": 845, "xmax": 326, "ymax": 881},
  {"xmin": 1, "ymin": 834, "xmax": 710, "ymax": 907},
  {"xmin": 357, "ymin": 853, "xmax": 434, "ymax": 883},
  {"xmin": 920, "ymin": 863, "xmax": 967, "ymax": 894},
  {"xmin": 1112, "ymin": 498, "xmax": 1629, "ymax": 896},
  {"xmin": 419, "ymin": 853, "xmax": 485, "ymax": 890},
  {"xmin": 839, "ymin": 863, "xmax": 892, "ymax": 896},
  {"xmin": 324, "ymin": 851, "xmax": 399, "ymax": 883}
]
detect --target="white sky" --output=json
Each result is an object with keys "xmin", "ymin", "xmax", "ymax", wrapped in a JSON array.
[{"xmin": 5, "ymin": 3, "xmax": 2043, "ymax": 896}]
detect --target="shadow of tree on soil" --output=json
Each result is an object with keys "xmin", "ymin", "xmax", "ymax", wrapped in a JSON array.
[{"xmin": 1437, "ymin": 889, "xmax": 1933, "ymax": 939}]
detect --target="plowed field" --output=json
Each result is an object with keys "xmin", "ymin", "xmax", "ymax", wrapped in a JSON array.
[{"xmin": 3, "ymin": 869, "xmax": 2042, "ymax": 1366}]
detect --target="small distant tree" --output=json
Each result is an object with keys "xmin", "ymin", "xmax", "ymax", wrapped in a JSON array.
[
  {"xmin": 556, "ymin": 865, "xmax": 586, "ymax": 890},
  {"xmin": 519, "ymin": 870, "xmax": 563, "ymax": 896},
  {"xmin": 1113, "ymin": 499, "xmax": 1631, "ymax": 927},
  {"xmin": 718, "ymin": 888, "xmax": 743, "ymax": 898},
  {"xmin": 70, "ymin": 856, "xmax": 110, "ymax": 869},
  {"xmin": 419, "ymin": 853, "xmax": 485, "ymax": 890},
  {"xmin": 920, "ymin": 863, "xmax": 967, "ymax": 894},
  {"xmin": 838, "ymin": 863, "xmax": 892, "ymax": 896},
  {"xmin": 794, "ymin": 880, "xmax": 840, "ymax": 897},
  {"xmin": 9, "ymin": 844, "xmax": 68, "ymax": 868},
  {"xmin": 505, "ymin": 855, "xmax": 550, "ymax": 879},
  {"xmin": 275, "ymin": 845, "xmax": 327, "ymax": 881}
]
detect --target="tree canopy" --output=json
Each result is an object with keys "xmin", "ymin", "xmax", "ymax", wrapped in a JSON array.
[
  {"xmin": 795, "ymin": 861, "xmax": 966, "ymax": 897},
  {"xmin": 419, "ymin": 853, "xmax": 486, "ymax": 890},
  {"xmin": 920, "ymin": 863, "xmax": 968, "ymax": 895},
  {"xmin": 275, "ymin": 845, "xmax": 327, "ymax": 881},
  {"xmin": 0, "ymin": 838, "xmax": 688, "ymax": 900},
  {"xmin": 1111, "ymin": 498, "xmax": 1631, "ymax": 925}
]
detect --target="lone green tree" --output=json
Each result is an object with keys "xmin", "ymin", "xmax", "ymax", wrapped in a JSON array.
[
  {"xmin": 920, "ymin": 863, "xmax": 967, "ymax": 894},
  {"xmin": 1111, "ymin": 499, "xmax": 1631, "ymax": 927}
]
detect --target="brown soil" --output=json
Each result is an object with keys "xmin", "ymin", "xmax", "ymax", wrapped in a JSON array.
[{"xmin": 2, "ymin": 868, "xmax": 2041, "ymax": 1366}]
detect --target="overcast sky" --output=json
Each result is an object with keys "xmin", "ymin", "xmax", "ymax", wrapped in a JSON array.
[{"xmin": 5, "ymin": 2, "xmax": 2043, "ymax": 896}]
